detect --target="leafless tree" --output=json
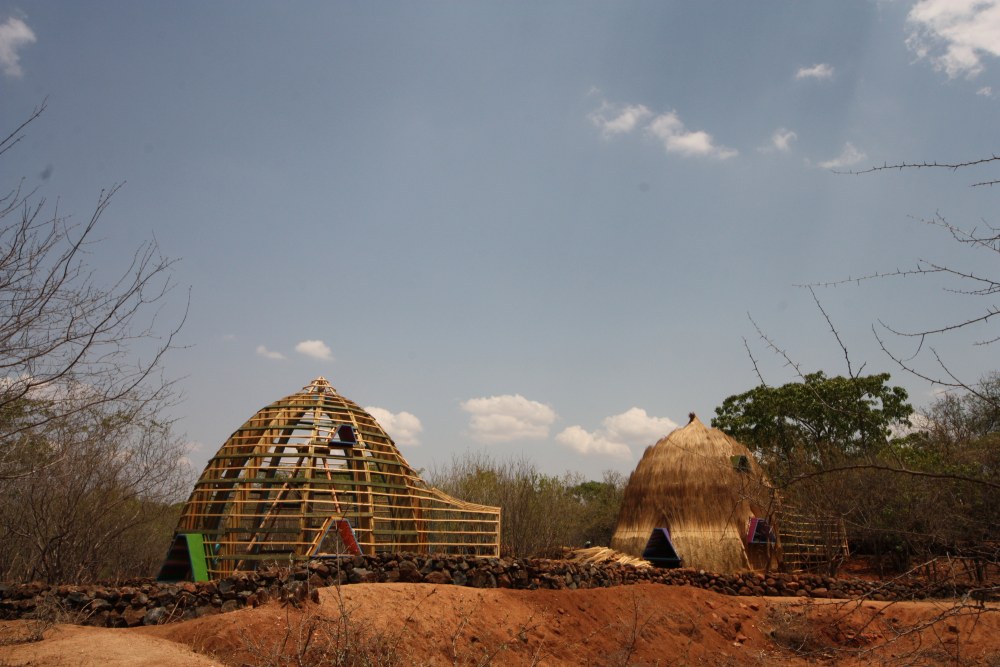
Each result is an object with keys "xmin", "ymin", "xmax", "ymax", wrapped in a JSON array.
[
  {"xmin": 843, "ymin": 156, "xmax": 1000, "ymax": 188},
  {"xmin": 729, "ymin": 154, "xmax": 1000, "ymax": 578},
  {"xmin": 0, "ymin": 103, "xmax": 191, "ymax": 582},
  {"xmin": 820, "ymin": 159, "xmax": 1000, "ymax": 407},
  {"xmin": 0, "ymin": 101, "xmax": 185, "ymax": 481}
]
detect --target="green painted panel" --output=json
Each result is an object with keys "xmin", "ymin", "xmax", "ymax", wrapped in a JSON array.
[{"xmin": 183, "ymin": 533, "xmax": 210, "ymax": 582}]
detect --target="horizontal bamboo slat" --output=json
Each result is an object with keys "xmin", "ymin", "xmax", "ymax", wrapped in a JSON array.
[{"xmin": 170, "ymin": 377, "xmax": 501, "ymax": 579}]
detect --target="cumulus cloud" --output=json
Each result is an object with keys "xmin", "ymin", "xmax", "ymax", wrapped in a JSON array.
[
  {"xmin": 907, "ymin": 0, "xmax": 1000, "ymax": 79},
  {"xmin": 795, "ymin": 63, "xmax": 835, "ymax": 80},
  {"xmin": 760, "ymin": 127, "xmax": 798, "ymax": 153},
  {"xmin": 978, "ymin": 85, "xmax": 995, "ymax": 96},
  {"xmin": 818, "ymin": 142, "xmax": 867, "ymax": 169},
  {"xmin": 366, "ymin": 406, "xmax": 423, "ymax": 446},
  {"xmin": 460, "ymin": 394, "xmax": 556, "ymax": 443},
  {"xmin": 256, "ymin": 345, "xmax": 286, "ymax": 360},
  {"xmin": 588, "ymin": 95, "xmax": 736, "ymax": 160},
  {"xmin": 556, "ymin": 426, "xmax": 632, "ymax": 459},
  {"xmin": 646, "ymin": 111, "xmax": 738, "ymax": 159},
  {"xmin": 588, "ymin": 101, "xmax": 653, "ymax": 137},
  {"xmin": 557, "ymin": 407, "xmax": 678, "ymax": 460},
  {"xmin": 602, "ymin": 407, "xmax": 678, "ymax": 443},
  {"xmin": 0, "ymin": 17, "xmax": 36, "ymax": 78},
  {"xmin": 295, "ymin": 339, "xmax": 333, "ymax": 361}
]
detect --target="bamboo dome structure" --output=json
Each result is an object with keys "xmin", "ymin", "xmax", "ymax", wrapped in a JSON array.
[
  {"xmin": 166, "ymin": 377, "xmax": 500, "ymax": 579},
  {"xmin": 611, "ymin": 413, "xmax": 778, "ymax": 574}
]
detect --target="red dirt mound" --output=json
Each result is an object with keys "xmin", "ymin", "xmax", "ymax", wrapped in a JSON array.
[{"xmin": 3, "ymin": 583, "xmax": 998, "ymax": 665}]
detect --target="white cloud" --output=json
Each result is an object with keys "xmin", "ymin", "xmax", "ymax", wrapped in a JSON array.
[
  {"xmin": 978, "ymin": 85, "xmax": 995, "ymax": 96},
  {"xmin": 256, "ymin": 345, "xmax": 286, "ymax": 360},
  {"xmin": 460, "ymin": 394, "xmax": 556, "ymax": 443},
  {"xmin": 891, "ymin": 412, "xmax": 932, "ymax": 439},
  {"xmin": 556, "ymin": 407, "xmax": 678, "ymax": 460},
  {"xmin": 907, "ymin": 0, "xmax": 1000, "ymax": 79},
  {"xmin": 556, "ymin": 425, "xmax": 632, "ymax": 459},
  {"xmin": 818, "ymin": 142, "xmax": 867, "ymax": 169},
  {"xmin": 759, "ymin": 127, "xmax": 798, "ymax": 153},
  {"xmin": 646, "ymin": 111, "xmax": 738, "ymax": 160},
  {"xmin": 588, "ymin": 101, "xmax": 653, "ymax": 137},
  {"xmin": 0, "ymin": 17, "xmax": 36, "ymax": 78},
  {"xmin": 602, "ymin": 407, "xmax": 678, "ymax": 443},
  {"xmin": 795, "ymin": 63, "xmax": 835, "ymax": 80},
  {"xmin": 366, "ymin": 406, "xmax": 423, "ymax": 446},
  {"xmin": 587, "ymin": 96, "xmax": 736, "ymax": 160},
  {"xmin": 178, "ymin": 441, "xmax": 205, "ymax": 471},
  {"xmin": 295, "ymin": 339, "xmax": 333, "ymax": 361}
]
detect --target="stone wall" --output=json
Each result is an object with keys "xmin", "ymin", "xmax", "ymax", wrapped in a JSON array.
[{"xmin": 0, "ymin": 553, "xmax": 980, "ymax": 628}]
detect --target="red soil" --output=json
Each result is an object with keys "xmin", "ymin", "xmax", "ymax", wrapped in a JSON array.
[{"xmin": 2, "ymin": 582, "xmax": 998, "ymax": 666}]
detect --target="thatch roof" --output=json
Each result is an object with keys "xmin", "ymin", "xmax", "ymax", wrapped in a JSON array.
[
  {"xmin": 171, "ymin": 377, "xmax": 500, "ymax": 579},
  {"xmin": 610, "ymin": 414, "xmax": 777, "ymax": 574}
]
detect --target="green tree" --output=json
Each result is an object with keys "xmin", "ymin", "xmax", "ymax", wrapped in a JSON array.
[
  {"xmin": 712, "ymin": 371, "xmax": 913, "ymax": 477},
  {"xmin": 712, "ymin": 371, "xmax": 1000, "ymax": 573},
  {"xmin": 570, "ymin": 471, "xmax": 626, "ymax": 547}
]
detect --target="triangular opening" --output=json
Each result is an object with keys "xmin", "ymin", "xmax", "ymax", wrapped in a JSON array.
[
  {"xmin": 641, "ymin": 527, "xmax": 682, "ymax": 568},
  {"xmin": 157, "ymin": 533, "xmax": 209, "ymax": 582},
  {"xmin": 747, "ymin": 517, "xmax": 776, "ymax": 545},
  {"xmin": 313, "ymin": 518, "xmax": 362, "ymax": 557}
]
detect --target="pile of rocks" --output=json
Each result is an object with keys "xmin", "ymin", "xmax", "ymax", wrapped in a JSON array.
[{"xmin": 0, "ymin": 553, "xmax": 979, "ymax": 628}]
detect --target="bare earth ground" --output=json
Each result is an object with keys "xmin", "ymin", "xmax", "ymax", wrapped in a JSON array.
[{"xmin": 2, "ymin": 583, "xmax": 998, "ymax": 666}]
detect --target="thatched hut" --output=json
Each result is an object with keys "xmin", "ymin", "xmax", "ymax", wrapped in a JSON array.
[
  {"xmin": 161, "ymin": 377, "xmax": 500, "ymax": 580},
  {"xmin": 611, "ymin": 413, "xmax": 778, "ymax": 574}
]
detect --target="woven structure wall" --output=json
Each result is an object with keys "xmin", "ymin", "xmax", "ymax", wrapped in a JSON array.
[
  {"xmin": 611, "ymin": 414, "xmax": 779, "ymax": 574},
  {"xmin": 173, "ymin": 377, "xmax": 500, "ymax": 578}
]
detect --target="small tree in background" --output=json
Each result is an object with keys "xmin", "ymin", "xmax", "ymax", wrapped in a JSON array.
[
  {"xmin": 429, "ymin": 452, "xmax": 625, "ymax": 558},
  {"xmin": 571, "ymin": 470, "xmax": 627, "ymax": 547},
  {"xmin": 0, "ymin": 395, "xmax": 189, "ymax": 583}
]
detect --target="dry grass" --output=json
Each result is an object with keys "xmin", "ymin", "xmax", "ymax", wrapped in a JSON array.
[
  {"xmin": 237, "ymin": 583, "xmax": 413, "ymax": 667},
  {"xmin": 565, "ymin": 546, "xmax": 652, "ymax": 569},
  {"xmin": 611, "ymin": 416, "xmax": 777, "ymax": 574}
]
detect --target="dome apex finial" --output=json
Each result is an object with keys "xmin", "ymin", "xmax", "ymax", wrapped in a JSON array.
[{"xmin": 305, "ymin": 377, "xmax": 336, "ymax": 394}]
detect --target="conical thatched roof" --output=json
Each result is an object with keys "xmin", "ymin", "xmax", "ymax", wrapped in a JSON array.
[
  {"xmin": 610, "ymin": 414, "xmax": 777, "ymax": 574},
  {"xmin": 171, "ymin": 377, "xmax": 500, "ymax": 579}
]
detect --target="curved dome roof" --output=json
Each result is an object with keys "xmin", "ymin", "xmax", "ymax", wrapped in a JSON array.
[
  {"xmin": 611, "ymin": 414, "xmax": 776, "ymax": 573},
  {"xmin": 173, "ymin": 377, "xmax": 499, "ymax": 578}
]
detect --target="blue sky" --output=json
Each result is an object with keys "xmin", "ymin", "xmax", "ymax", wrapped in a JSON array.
[{"xmin": 2, "ymin": 1, "xmax": 998, "ymax": 480}]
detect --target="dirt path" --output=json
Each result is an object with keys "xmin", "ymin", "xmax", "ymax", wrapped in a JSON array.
[
  {"xmin": 0, "ymin": 621, "xmax": 221, "ymax": 666},
  {"xmin": 3, "ymin": 583, "xmax": 998, "ymax": 665}
]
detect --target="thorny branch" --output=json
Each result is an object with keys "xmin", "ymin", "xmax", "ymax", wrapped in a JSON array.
[
  {"xmin": 784, "ymin": 462, "xmax": 1000, "ymax": 493},
  {"xmin": 836, "ymin": 155, "xmax": 1000, "ymax": 187}
]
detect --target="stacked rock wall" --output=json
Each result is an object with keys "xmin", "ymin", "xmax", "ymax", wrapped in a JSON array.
[{"xmin": 0, "ymin": 553, "xmax": 982, "ymax": 628}]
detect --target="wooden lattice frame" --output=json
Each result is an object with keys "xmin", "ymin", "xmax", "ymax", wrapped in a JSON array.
[{"xmin": 174, "ymin": 377, "xmax": 500, "ymax": 578}]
